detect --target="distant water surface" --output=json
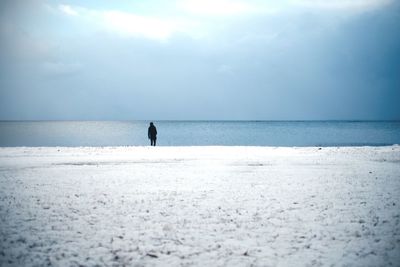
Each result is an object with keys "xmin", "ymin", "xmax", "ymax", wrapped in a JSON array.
[{"xmin": 0, "ymin": 121, "xmax": 399, "ymax": 147}]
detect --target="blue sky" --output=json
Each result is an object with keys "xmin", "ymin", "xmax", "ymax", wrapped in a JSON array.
[{"xmin": 0, "ymin": 0, "xmax": 399, "ymax": 120}]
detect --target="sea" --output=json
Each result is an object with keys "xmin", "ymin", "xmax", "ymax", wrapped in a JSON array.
[{"xmin": 0, "ymin": 121, "xmax": 399, "ymax": 147}]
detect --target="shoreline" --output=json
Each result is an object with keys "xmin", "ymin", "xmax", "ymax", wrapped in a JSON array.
[{"xmin": 0, "ymin": 144, "xmax": 399, "ymax": 148}]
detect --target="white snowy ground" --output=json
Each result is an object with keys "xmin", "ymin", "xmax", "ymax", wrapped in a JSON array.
[{"xmin": 0, "ymin": 146, "xmax": 399, "ymax": 267}]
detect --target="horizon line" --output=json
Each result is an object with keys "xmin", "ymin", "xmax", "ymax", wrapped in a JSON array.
[{"xmin": 1, "ymin": 119, "xmax": 399, "ymax": 123}]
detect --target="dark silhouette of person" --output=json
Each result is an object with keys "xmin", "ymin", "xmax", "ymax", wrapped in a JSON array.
[{"xmin": 148, "ymin": 122, "xmax": 157, "ymax": 146}]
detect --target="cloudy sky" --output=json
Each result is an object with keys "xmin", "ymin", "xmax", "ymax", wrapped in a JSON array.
[{"xmin": 0, "ymin": 0, "xmax": 399, "ymax": 120}]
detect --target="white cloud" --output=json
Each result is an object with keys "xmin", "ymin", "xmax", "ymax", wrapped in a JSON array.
[
  {"xmin": 56, "ymin": 4, "xmax": 199, "ymax": 41},
  {"xmin": 53, "ymin": 0, "xmax": 393, "ymax": 42},
  {"xmin": 178, "ymin": 0, "xmax": 258, "ymax": 16},
  {"xmin": 102, "ymin": 11, "xmax": 182, "ymax": 41},
  {"xmin": 59, "ymin": 4, "xmax": 79, "ymax": 16}
]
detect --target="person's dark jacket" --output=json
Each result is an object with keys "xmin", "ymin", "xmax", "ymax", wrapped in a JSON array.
[{"xmin": 148, "ymin": 125, "xmax": 157, "ymax": 139}]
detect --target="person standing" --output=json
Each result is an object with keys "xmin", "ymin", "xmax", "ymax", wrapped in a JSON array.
[{"xmin": 148, "ymin": 122, "xmax": 157, "ymax": 146}]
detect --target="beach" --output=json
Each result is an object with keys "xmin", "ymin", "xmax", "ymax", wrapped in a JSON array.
[{"xmin": 0, "ymin": 146, "xmax": 399, "ymax": 266}]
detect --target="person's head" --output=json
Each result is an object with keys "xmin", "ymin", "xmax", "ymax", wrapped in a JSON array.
[{"xmin": 150, "ymin": 122, "xmax": 154, "ymax": 126}]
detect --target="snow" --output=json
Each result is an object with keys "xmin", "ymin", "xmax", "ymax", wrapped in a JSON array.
[{"xmin": 0, "ymin": 146, "xmax": 399, "ymax": 266}]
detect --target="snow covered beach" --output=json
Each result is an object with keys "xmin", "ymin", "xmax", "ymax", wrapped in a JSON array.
[{"xmin": 0, "ymin": 146, "xmax": 399, "ymax": 266}]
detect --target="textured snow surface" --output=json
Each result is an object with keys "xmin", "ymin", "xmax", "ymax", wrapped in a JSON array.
[{"xmin": 0, "ymin": 146, "xmax": 399, "ymax": 266}]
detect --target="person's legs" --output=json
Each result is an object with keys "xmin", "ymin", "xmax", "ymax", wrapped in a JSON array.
[
  {"xmin": 151, "ymin": 138, "xmax": 156, "ymax": 146},
  {"xmin": 150, "ymin": 139, "xmax": 154, "ymax": 146}
]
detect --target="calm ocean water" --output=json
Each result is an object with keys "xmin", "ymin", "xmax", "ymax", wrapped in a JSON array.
[{"xmin": 0, "ymin": 121, "xmax": 399, "ymax": 147}]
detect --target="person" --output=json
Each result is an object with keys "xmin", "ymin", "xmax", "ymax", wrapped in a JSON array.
[{"xmin": 148, "ymin": 122, "xmax": 157, "ymax": 146}]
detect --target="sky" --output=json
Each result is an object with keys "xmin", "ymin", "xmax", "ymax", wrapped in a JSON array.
[{"xmin": 0, "ymin": 0, "xmax": 399, "ymax": 120}]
